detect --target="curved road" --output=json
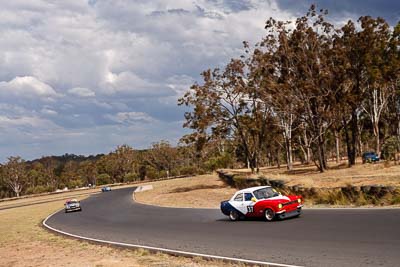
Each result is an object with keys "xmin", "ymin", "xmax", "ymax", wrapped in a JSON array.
[{"xmin": 45, "ymin": 187, "xmax": 400, "ymax": 267}]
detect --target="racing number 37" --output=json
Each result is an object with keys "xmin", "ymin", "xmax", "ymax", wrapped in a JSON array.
[{"xmin": 247, "ymin": 205, "xmax": 254, "ymax": 213}]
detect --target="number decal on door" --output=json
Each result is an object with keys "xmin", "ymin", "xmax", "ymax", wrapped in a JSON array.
[{"xmin": 247, "ymin": 206, "xmax": 254, "ymax": 213}]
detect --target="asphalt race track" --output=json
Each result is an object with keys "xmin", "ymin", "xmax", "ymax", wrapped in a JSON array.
[{"xmin": 45, "ymin": 187, "xmax": 400, "ymax": 267}]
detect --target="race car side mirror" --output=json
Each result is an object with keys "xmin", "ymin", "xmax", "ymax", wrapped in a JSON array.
[{"xmin": 251, "ymin": 197, "xmax": 257, "ymax": 202}]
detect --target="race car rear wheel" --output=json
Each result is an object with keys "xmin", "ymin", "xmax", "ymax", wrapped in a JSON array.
[
  {"xmin": 264, "ymin": 208, "xmax": 275, "ymax": 221},
  {"xmin": 229, "ymin": 210, "xmax": 240, "ymax": 221}
]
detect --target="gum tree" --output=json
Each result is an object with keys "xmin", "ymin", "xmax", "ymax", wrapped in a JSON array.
[{"xmin": 2, "ymin": 156, "xmax": 26, "ymax": 197}]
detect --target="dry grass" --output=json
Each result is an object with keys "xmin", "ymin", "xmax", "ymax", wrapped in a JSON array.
[
  {"xmin": 135, "ymin": 174, "xmax": 236, "ymax": 209},
  {"xmin": 227, "ymin": 160, "xmax": 400, "ymax": 188},
  {"xmin": 0, "ymin": 186, "xmax": 243, "ymax": 267}
]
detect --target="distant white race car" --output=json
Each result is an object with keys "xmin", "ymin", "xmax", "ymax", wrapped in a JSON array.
[{"xmin": 64, "ymin": 199, "xmax": 82, "ymax": 213}]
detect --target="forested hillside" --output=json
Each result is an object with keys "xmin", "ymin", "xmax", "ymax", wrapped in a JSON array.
[{"xmin": 0, "ymin": 140, "xmax": 237, "ymax": 198}]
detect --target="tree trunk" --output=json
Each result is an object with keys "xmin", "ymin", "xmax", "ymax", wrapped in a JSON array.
[
  {"xmin": 335, "ymin": 129, "xmax": 340, "ymax": 163},
  {"xmin": 255, "ymin": 157, "xmax": 259, "ymax": 174},
  {"xmin": 285, "ymin": 138, "xmax": 293, "ymax": 171},
  {"xmin": 373, "ymin": 122, "xmax": 380, "ymax": 154},
  {"xmin": 317, "ymin": 135, "xmax": 327, "ymax": 172},
  {"xmin": 343, "ymin": 110, "xmax": 358, "ymax": 166},
  {"xmin": 277, "ymin": 147, "xmax": 281, "ymax": 169},
  {"xmin": 298, "ymin": 125, "xmax": 311, "ymax": 164},
  {"xmin": 282, "ymin": 115, "xmax": 293, "ymax": 171},
  {"xmin": 305, "ymin": 131, "xmax": 311, "ymax": 165}
]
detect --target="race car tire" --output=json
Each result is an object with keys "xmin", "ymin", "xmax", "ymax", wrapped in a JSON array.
[
  {"xmin": 229, "ymin": 210, "xmax": 240, "ymax": 221},
  {"xmin": 264, "ymin": 208, "xmax": 275, "ymax": 221}
]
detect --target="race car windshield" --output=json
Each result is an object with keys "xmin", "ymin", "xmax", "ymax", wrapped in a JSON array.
[{"xmin": 253, "ymin": 188, "xmax": 279, "ymax": 200}]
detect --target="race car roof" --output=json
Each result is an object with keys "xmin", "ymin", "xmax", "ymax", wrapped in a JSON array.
[{"xmin": 236, "ymin": 185, "xmax": 271, "ymax": 194}]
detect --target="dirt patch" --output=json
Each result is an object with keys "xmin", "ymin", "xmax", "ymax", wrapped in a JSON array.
[
  {"xmin": 169, "ymin": 184, "xmax": 225, "ymax": 194},
  {"xmin": 135, "ymin": 174, "xmax": 236, "ymax": 208},
  {"xmin": 0, "ymin": 188, "xmax": 242, "ymax": 267}
]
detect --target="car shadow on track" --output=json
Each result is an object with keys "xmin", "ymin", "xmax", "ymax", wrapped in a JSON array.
[{"xmin": 215, "ymin": 215, "xmax": 302, "ymax": 223}]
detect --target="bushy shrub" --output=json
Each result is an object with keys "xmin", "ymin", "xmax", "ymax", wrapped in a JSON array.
[
  {"xmin": 170, "ymin": 169, "xmax": 179, "ymax": 177},
  {"xmin": 381, "ymin": 137, "xmax": 400, "ymax": 161},
  {"xmin": 124, "ymin": 172, "xmax": 139, "ymax": 182},
  {"xmin": 145, "ymin": 166, "xmax": 159, "ymax": 180},
  {"xmin": 97, "ymin": 173, "xmax": 111, "ymax": 185},
  {"xmin": 204, "ymin": 153, "xmax": 235, "ymax": 171},
  {"xmin": 158, "ymin": 170, "xmax": 168, "ymax": 178},
  {"xmin": 391, "ymin": 195, "xmax": 400, "ymax": 205},
  {"xmin": 25, "ymin": 185, "xmax": 53, "ymax": 195},
  {"xmin": 67, "ymin": 180, "xmax": 83, "ymax": 189},
  {"xmin": 178, "ymin": 166, "xmax": 198, "ymax": 176}
]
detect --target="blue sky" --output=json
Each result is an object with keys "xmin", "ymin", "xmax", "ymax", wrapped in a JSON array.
[{"xmin": 0, "ymin": 0, "xmax": 398, "ymax": 162}]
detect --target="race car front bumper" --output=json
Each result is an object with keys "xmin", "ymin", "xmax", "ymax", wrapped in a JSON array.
[
  {"xmin": 65, "ymin": 206, "xmax": 81, "ymax": 212},
  {"xmin": 276, "ymin": 205, "xmax": 302, "ymax": 219}
]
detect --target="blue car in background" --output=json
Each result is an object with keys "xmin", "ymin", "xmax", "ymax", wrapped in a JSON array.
[
  {"xmin": 362, "ymin": 152, "xmax": 379, "ymax": 163},
  {"xmin": 101, "ymin": 186, "xmax": 111, "ymax": 192}
]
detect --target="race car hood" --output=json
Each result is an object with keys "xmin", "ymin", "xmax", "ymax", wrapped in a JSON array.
[
  {"xmin": 267, "ymin": 195, "xmax": 291, "ymax": 202},
  {"xmin": 259, "ymin": 195, "xmax": 301, "ymax": 205}
]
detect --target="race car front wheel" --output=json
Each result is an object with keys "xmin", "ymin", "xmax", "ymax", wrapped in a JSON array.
[
  {"xmin": 229, "ymin": 210, "xmax": 239, "ymax": 221},
  {"xmin": 264, "ymin": 208, "xmax": 275, "ymax": 221}
]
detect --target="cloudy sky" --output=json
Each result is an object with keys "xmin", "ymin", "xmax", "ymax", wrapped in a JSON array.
[{"xmin": 0, "ymin": 0, "xmax": 398, "ymax": 161}]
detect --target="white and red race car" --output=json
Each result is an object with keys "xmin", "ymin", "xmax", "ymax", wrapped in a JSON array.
[
  {"xmin": 64, "ymin": 199, "xmax": 82, "ymax": 213},
  {"xmin": 220, "ymin": 186, "xmax": 303, "ymax": 221}
]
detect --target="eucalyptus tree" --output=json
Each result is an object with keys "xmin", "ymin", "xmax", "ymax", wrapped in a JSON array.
[
  {"xmin": 41, "ymin": 156, "xmax": 60, "ymax": 189},
  {"xmin": 337, "ymin": 16, "xmax": 399, "ymax": 164},
  {"xmin": 256, "ymin": 18, "xmax": 301, "ymax": 171},
  {"xmin": 384, "ymin": 22, "xmax": 400, "ymax": 153},
  {"xmin": 179, "ymin": 53, "xmax": 273, "ymax": 173},
  {"xmin": 2, "ymin": 156, "xmax": 26, "ymax": 197},
  {"xmin": 259, "ymin": 6, "xmax": 337, "ymax": 172},
  {"xmin": 358, "ymin": 16, "xmax": 397, "ymax": 154},
  {"xmin": 144, "ymin": 141, "xmax": 179, "ymax": 177}
]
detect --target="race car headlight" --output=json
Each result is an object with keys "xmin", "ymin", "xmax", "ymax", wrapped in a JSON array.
[
  {"xmin": 298, "ymin": 198, "xmax": 302, "ymax": 203},
  {"xmin": 278, "ymin": 203, "xmax": 283, "ymax": 209}
]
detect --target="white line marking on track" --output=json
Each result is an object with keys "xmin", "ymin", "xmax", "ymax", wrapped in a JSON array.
[{"xmin": 42, "ymin": 210, "xmax": 303, "ymax": 267}]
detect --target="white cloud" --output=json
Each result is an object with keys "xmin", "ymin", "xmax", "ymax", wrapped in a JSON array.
[
  {"xmin": 68, "ymin": 87, "xmax": 95, "ymax": 97},
  {"xmin": 41, "ymin": 108, "xmax": 58, "ymax": 116},
  {"xmin": 0, "ymin": 115, "xmax": 61, "ymax": 131},
  {"xmin": 105, "ymin": 111, "xmax": 156, "ymax": 125},
  {"xmin": 101, "ymin": 71, "xmax": 174, "ymax": 97},
  {"xmin": 0, "ymin": 76, "xmax": 61, "ymax": 101}
]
